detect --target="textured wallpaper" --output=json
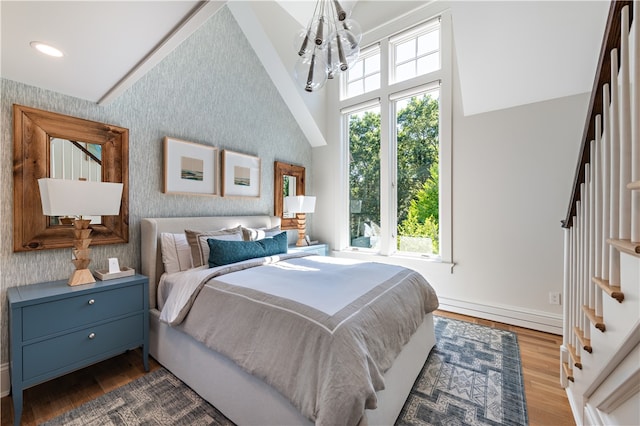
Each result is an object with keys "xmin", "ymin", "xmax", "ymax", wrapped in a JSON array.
[{"xmin": 0, "ymin": 7, "xmax": 312, "ymax": 364}]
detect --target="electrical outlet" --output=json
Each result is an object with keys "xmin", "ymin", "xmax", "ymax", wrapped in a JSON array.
[{"xmin": 548, "ymin": 292, "xmax": 561, "ymax": 305}]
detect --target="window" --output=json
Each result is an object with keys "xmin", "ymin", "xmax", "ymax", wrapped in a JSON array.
[
  {"xmin": 394, "ymin": 86, "xmax": 440, "ymax": 255},
  {"xmin": 343, "ymin": 46, "xmax": 380, "ymax": 99},
  {"xmin": 390, "ymin": 19, "xmax": 440, "ymax": 84},
  {"xmin": 337, "ymin": 9, "xmax": 451, "ymax": 262},
  {"xmin": 347, "ymin": 103, "xmax": 381, "ymax": 250}
]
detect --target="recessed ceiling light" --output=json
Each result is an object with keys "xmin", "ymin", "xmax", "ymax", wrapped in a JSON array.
[{"xmin": 30, "ymin": 41, "xmax": 64, "ymax": 58}]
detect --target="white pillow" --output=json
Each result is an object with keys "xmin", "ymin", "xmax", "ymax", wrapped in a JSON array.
[
  {"xmin": 241, "ymin": 225, "xmax": 281, "ymax": 241},
  {"xmin": 185, "ymin": 226, "xmax": 243, "ymax": 267},
  {"xmin": 160, "ymin": 233, "xmax": 193, "ymax": 274}
]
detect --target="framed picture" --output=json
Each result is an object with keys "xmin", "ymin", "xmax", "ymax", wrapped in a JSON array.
[
  {"xmin": 163, "ymin": 137, "xmax": 218, "ymax": 195},
  {"xmin": 221, "ymin": 150, "xmax": 261, "ymax": 197}
]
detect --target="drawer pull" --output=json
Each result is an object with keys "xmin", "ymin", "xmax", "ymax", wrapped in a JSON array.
[
  {"xmin": 88, "ymin": 299, "xmax": 95, "ymax": 305},
  {"xmin": 88, "ymin": 332, "xmax": 96, "ymax": 339}
]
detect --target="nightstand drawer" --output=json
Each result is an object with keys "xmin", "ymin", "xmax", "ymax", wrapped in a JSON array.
[
  {"xmin": 22, "ymin": 314, "xmax": 143, "ymax": 381},
  {"xmin": 22, "ymin": 284, "xmax": 143, "ymax": 341},
  {"xmin": 288, "ymin": 243, "xmax": 328, "ymax": 256}
]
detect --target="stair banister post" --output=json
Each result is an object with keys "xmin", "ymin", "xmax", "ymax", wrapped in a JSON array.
[
  {"xmin": 589, "ymin": 143, "xmax": 596, "ymax": 310},
  {"xmin": 595, "ymin": 115, "xmax": 604, "ymax": 318},
  {"xmin": 631, "ymin": 2, "xmax": 640, "ymax": 243},
  {"xmin": 619, "ymin": 6, "xmax": 632, "ymax": 240},
  {"xmin": 609, "ymin": 48, "xmax": 622, "ymax": 286}
]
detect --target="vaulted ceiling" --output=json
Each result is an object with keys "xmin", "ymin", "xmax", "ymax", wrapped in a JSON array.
[{"xmin": 1, "ymin": 1, "xmax": 609, "ymax": 142}]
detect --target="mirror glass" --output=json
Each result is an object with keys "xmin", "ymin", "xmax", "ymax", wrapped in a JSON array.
[
  {"xmin": 274, "ymin": 161, "xmax": 305, "ymax": 230},
  {"xmin": 13, "ymin": 104, "xmax": 129, "ymax": 252},
  {"xmin": 49, "ymin": 138, "xmax": 104, "ymax": 226},
  {"xmin": 282, "ymin": 175, "xmax": 297, "ymax": 218}
]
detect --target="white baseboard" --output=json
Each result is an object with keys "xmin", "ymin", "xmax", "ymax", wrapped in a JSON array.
[
  {"xmin": 1, "ymin": 362, "xmax": 10, "ymax": 397},
  {"xmin": 437, "ymin": 296, "xmax": 563, "ymax": 335}
]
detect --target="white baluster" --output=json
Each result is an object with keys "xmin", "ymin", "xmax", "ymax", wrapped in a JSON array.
[
  {"xmin": 590, "ymin": 145, "xmax": 597, "ymax": 310},
  {"xmin": 620, "ymin": 6, "xmax": 632, "ymax": 239},
  {"xmin": 577, "ymin": 199, "xmax": 584, "ymax": 336},
  {"xmin": 602, "ymin": 87, "xmax": 611, "ymax": 282},
  {"xmin": 571, "ymin": 216, "xmax": 584, "ymax": 345},
  {"xmin": 632, "ymin": 3, "xmax": 640, "ymax": 243},
  {"xmin": 609, "ymin": 50, "xmax": 621, "ymax": 286},
  {"xmin": 563, "ymin": 227, "xmax": 571, "ymax": 347},
  {"xmin": 594, "ymin": 116, "xmax": 604, "ymax": 318}
]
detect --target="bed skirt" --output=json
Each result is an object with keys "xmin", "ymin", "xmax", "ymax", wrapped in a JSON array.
[{"xmin": 149, "ymin": 309, "xmax": 435, "ymax": 425}]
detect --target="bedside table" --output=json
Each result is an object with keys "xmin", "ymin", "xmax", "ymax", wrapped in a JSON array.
[
  {"xmin": 288, "ymin": 243, "xmax": 329, "ymax": 256},
  {"xmin": 7, "ymin": 274, "xmax": 149, "ymax": 426}
]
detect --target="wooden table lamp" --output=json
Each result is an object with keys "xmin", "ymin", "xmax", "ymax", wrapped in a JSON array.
[
  {"xmin": 284, "ymin": 195, "xmax": 316, "ymax": 246},
  {"xmin": 38, "ymin": 178, "xmax": 123, "ymax": 286}
]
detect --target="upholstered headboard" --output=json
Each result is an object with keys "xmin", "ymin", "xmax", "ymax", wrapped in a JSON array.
[{"xmin": 141, "ymin": 215, "xmax": 281, "ymax": 309}]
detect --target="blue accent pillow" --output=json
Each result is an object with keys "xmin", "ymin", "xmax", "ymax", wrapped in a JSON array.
[{"xmin": 208, "ymin": 231, "xmax": 288, "ymax": 267}]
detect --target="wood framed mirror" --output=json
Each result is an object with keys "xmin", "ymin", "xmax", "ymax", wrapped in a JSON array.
[
  {"xmin": 13, "ymin": 104, "xmax": 129, "ymax": 252},
  {"xmin": 274, "ymin": 161, "xmax": 305, "ymax": 230}
]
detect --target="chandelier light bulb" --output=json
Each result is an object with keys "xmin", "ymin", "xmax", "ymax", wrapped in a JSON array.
[
  {"xmin": 332, "ymin": 0, "xmax": 347, "ymax": 21},
  {"xmin": 326, "ymin": 40, "xmax": 341, "ymax": 79},
  {"xmin": 294, "ymin": 51, "xmax": 328, "ymax": 93},
  {"xmin": 341, "ymin": 19, "xmax": 362, "ymax": 49},
  {"xmin": 294, "ymin": 28, "xmax": 314, "ymax": 57}
]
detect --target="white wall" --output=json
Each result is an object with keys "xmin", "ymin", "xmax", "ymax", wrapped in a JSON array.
[{"xmin": 312, "ymin": 41, "xmax": 589, "ymax": 334}]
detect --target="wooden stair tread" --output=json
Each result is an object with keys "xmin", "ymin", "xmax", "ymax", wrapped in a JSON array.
[
  {"xmin": 627, "ymin": 180, "xmax": 640, "ymax": 190},
  {"xmin": 582, "ymin": 305, "xmax": 606, "ymax": 332},
  {"xmin": 567, "ymin": 344, "xmax": 583, "ymax": 369},
  {"xmin": 607, "ymin": 239, "xmax": 640, "ymax": 257},
  {"xmin": 562, "ymin": 362, "xmax": 574, "ymax": 383},
  {"xmin": 573, "ymin": 327, "xmax": 593, "ymax": 353},
  {"xmin": 592, "ymin": 277, "xmax": 625, "ymax": 302}
]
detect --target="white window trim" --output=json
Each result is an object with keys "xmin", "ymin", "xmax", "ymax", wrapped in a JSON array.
[
  {"xmin": 334, "ymin": 8, "xmax": 453, "ymax": 265},
  {"xmin": 389, "ymin": 17, "xmax": 441, "ymax": 85},
  {"xmin": 341, "ymin": 44, "xmax": 381, "ymax": 100}
]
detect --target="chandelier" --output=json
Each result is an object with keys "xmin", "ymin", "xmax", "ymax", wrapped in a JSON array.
[{"xmin": 294, "ymin": 0, "xmax": 362, "ymax": 92}]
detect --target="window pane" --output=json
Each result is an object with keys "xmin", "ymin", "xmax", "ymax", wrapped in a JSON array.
[
  {"xmin": 417, "ymin": 53, "xmax": 440, "ymax": 75},
  {"xmin": 364, "ymin": 75, "xmax": 380, "ymax": 92},
  {"xmin": 365, "ymin": 54, "xmax": 380, "ymax": 74},
  {"xmin": 395, "ymin": 92, "xmax": 439, "ymax": 255},
  {"xmin": 395, "ymin": 39, "xmax": 416, "ymax": 64},
  {"xmin": 417, "ymin": 30, "xmax": 439, "ymax": 55},
  {"xmin": 395, "ymin": 61, "xmax": 415, "ymax": 83},
  {"xmin": 347, "ymin": 81, "xmax": 364, "ymax": 97},
  {"xmin": 348, "ymin": 60, "xmax": 364, "ymax": 80},
  {"xmin": 344, "ymin": 50, "xmax": 380, "ymax": 99},
  {"xmin": 349, "ymin": 107, "xmax": 381, "ymax": 250}
]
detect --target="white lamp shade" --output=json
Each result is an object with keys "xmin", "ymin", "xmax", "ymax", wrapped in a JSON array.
[
  {"xmin": 38, "ymin": 178, "xmax": 123, "ymax": 216},
  {"xmin": 284, "ymin": 195, "xmax": 316, "ymax": 214}
]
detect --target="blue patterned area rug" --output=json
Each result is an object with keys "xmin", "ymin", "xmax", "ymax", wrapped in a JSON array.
[
  {"xmin": 396, "ymin": 316, "xmax": 528, "ymax": 426},
  {"xmin": 44, "ymin": 316, "xmax": 527, "ymax": 426}
]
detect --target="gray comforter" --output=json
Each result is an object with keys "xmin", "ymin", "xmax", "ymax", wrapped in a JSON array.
[{"xmin": 160, "ymin": 254, "xmax": 439, "ymax": 425}]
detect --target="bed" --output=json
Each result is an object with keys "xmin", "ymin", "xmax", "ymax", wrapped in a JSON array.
[{"xmin": 141, "ymin": 215, "xmax": 438, "ymax": 425}]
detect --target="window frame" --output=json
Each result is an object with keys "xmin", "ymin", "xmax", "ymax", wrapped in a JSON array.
[
  {"xmin": 335, "ymin": 8, "xmax": 453, "ymax": 264},
  {"xmin": 341, "ymin": 44, "xmax": 381, "ymax": 100},
  {"xmin": 389, "ymin": 17, "xmax": 441, "ymax": 85}
]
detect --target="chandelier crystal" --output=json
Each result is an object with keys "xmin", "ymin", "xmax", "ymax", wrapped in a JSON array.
[{"xmin": 294, "ymin": 0, "xmax": 362, "ymax": 93}]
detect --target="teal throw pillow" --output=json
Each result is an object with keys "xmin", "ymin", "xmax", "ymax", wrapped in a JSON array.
[{"xmin": 208, "ymin": 231, "xmax": 288, "ymax": 267}]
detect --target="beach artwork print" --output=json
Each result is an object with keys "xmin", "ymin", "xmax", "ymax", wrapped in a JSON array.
[
  {"xmin": 181, "ymin": 156, "xmax": 204, "ymax": 181},
  {"xmin": 234, "ymin": 166, "xmax": 250, "ymax": 186}
]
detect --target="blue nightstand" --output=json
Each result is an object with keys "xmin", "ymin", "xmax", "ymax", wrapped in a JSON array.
[{"xmin": 7, "ymin": 274, "xmax": 149, "ymax": 426}]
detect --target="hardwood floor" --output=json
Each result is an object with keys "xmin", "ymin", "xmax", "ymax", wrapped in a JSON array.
[{"xmin": 1, "ymin": 311, "xmax": 574, "ymax": 426}]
